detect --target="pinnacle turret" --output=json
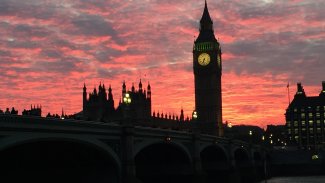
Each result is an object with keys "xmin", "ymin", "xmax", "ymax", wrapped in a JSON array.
[{"xmin": 195, "ymin": 0, "xmax": 217, "ymax": 43}]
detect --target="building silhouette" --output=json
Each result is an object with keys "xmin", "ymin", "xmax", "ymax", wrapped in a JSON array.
[
  {"xmin": 22, "ymin": 105, "xmax": 42, "ymax": 116},
  {"xmin": 0, "ymin": 107, "xmax": 18, "ymax": 115},
  {"xmin": 285, "ymin": 81, "xmax": 325, "ymax": 149},
  {"xmin": 82, "ymin": 80, "xmax": 151, "ymax": 122},
  {"xmin": 193, "ymin": 1, "xmax": 223, "ymax": 136}
]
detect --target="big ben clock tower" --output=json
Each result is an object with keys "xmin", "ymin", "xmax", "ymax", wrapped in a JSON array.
[{"xmin": 193, "ymin": 1, "xmax": 223, "ymax": 136}]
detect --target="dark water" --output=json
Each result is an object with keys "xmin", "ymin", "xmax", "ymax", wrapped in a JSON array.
[{"xmin": 259, "ymin": 176, "xmax": 325, "ymax": 183}]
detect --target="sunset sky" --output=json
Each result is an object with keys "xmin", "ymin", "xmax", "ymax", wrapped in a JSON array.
[{"xmin": 0, "ymin": 0, "xmax": 324, "ymax": 128}]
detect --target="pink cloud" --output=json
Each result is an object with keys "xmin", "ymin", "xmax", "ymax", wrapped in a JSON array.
[{"xmin": 0, "ymin": 0, "xmax": 324, "ymax": 128}]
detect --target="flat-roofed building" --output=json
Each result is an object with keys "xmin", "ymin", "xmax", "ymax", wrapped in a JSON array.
[{"xmin": 285, "ymin": 81, "xmax": 325, "ymax": 149}]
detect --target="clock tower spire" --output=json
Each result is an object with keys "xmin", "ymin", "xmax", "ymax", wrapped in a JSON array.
[{"xmin": 193, "ymin": 1, "xmax": 223, "ymax": 136}]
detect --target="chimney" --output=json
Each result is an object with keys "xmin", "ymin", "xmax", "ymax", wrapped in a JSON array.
[{"xmin": 297, "ymin": 83, "xmax": 303, "ymax": 93}]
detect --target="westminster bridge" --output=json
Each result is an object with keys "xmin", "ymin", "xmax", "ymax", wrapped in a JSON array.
[{"xmin": 0, "ymin": 114, "xmax": 269, "ymax": 183}]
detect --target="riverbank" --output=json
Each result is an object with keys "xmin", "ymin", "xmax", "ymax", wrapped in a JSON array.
[{"xmin": 260, "ymin": 176, "xmax": 325, "ymax": 183}]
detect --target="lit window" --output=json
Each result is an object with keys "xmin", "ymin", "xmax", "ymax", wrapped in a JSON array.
[
  {"xmin": 302, "ymin": 121, "xmax": 306, "ymax": 126},
  {"xmin": 287, "ymin": 122, "xmax": 291, "ymax": 127},
  {"xmin": 309, "ymin": 113, "xmax": 313, "ymax": 118},
  {"xmin": 294, "ymin": 108, "xmax": 298, "ymax": 112},
  {"xmin": 316, "ymin": 106, "xmax": 320, "ymax": 111},
  {"xmin": 295, "ymin": 129, "xmax": 299, "ymax": 134},
  {"xmin": 317, "ymin": 120, "xmax": 321, "ymax": 126},
  {"xmin": 301, "ymin": 113, "xmax": 305, "ymax": 118},
  {"xmin": 302, "ymin": 128, "xmax": 306, "ymax": 132},
  {"xmin": 294, "ymin": 136, "xmax": 299, "ymax": 140},
  {"xmin": 309, "ymin": 120, "xmax": 314, "ymax": 126},
  {"xmin": 310, "ymin": 128, "xmax": 314, "ymax": 134},
  {"xmin": 294, "ymin": 121, "xmax": 298, "ymax": 127},
  {"xmin": 317, "ymin": 128, "xmax": 321, "ymax": 133},
  {"xmin": 316, "ymin": 113, "xmax": 320, "ymax": 118}
]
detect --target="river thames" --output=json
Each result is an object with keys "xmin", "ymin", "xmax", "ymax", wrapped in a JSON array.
[{"xmin": 259, "ymin": 176, "xmax": 325, "ymax": 183}]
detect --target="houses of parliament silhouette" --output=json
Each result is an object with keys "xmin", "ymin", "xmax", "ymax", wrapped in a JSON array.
[{"xmin": 81, "ymin": 1, "xmax": 223, "ymax": 136}]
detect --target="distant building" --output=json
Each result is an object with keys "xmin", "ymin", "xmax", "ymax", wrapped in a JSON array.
[
  {"xmin": 285, "ymin": 81, "xmax": 325, "ymax": 149},
  {"xmin": 0, "ymin": 107, "xmax": 18, "ymax": 115},
  {"xmin": 224, "ymin": 124, "xmax": 264, "ymax": 144},
  {"xmin": 265, "ymin": 125, "xmax": 286, "ymax": 147},
  {"xmin": 82, "ymin": 80, "xmax": 151, "ymax": 122},
  {"xmin": 22, "ymin": 105, "xmax": 42, "ymax": 116},
  {"xmin": 80, "ymin": 81, "xmax": 192, "ymax": 130}
]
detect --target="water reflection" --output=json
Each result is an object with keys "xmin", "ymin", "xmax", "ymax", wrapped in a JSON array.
[{"xmin": 260, "ymin": 176, "xmax": 325, "ymax": 183}]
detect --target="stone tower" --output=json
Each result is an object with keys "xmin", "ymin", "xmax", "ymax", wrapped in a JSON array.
[{"xmin": 193, "ymin": 1, "xmax": 223, "ymax": 136}]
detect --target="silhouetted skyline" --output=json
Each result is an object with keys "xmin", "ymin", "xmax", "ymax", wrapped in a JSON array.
[{"xmin": 0, "ymin": 0, "xmax": 324, "ymax": 128}]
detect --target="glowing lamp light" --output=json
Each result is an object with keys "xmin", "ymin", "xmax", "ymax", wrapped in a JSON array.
[
  {"xmin": 262, "ymin": 136, "xmax": 265, "ymax": 141},
  {"xmin": 312, "ymin": 155, "xmax": 319, "ymax": 160},
  {"xmin": 192, "ymin": 111, "xmax": 198, "ymax": 119},
  {"xmin": 227, "ymin": 122, "xmax": 232, "ymax": 128},
  {"xmin": 270, "ymin": 140, "xmax": 273, "ymax": 144},
  {"xmin": 165, "ymin": 137, "xmax": 171, "ymax": 142},
  {"xmin": 123, "ymin": 93, "xmax": 131, "ymax": 104},
  {"xmin": 249, "ymin": 130, "xmax": 252, "ymax": 136}
]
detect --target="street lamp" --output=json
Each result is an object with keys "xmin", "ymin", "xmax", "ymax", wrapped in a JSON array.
[
  {"xmin": 123, "ymin": 92, "xmax": 132, "ymax": 124},
  {"xmin": 123, "ymin": 93, "xmax": 132, "ymax": 104},
  {"xmin": 249, "ymin": 130, "xmax": 253, "ymax": 144},
  {"xmin": 227, "ymin": 122, "xmax": 232, "ymax": 128},
  {"xmin": 192, "ymin": 111, "xmax": 198, "ymax": 120}
]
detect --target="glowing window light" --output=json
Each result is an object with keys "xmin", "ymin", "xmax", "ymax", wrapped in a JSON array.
[{"xmin": 312, "ymin": 155, "xmax": 319, "ymax": 160}]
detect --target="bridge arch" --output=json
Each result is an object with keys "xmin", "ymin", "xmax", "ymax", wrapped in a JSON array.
[
  {"xmin": 233, "ymin": 147, "xmax": 255, "ymax": 183},
  {"xmin": 0, "ymin": 134, "xmax": 121, "ymax": 183},
  {"xmin": 253, "ymin": 151, "xmax": 262, "ymax": 162},
  {"xmin": 134, "ymin": 139, "xmax": 192, "ymax": 162},
  {"xmin": 233, "ymin": 147, "xmax": 250, "ymax": 164},
  {"xmin": 200, "ymin": 144, "xmax": 230, "ymax": 183},
  {"xmin": 134, "ymin": 141, "xmax": 193, "ymax": 183}
]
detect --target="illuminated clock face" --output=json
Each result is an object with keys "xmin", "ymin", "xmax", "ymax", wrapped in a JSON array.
[{"xmin": 198, "ymin": 53, "xmax": 210, "ymax": 66}]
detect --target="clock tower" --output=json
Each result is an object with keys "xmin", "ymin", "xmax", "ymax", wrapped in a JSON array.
[{"xmin": 193, "ymin": 1, "xmax": 223, "ymax": 136}]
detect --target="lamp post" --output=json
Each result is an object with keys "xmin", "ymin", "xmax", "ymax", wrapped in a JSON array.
[
  {"xmin": 123, "ymin": 92, "xmax": 132, "ymax": 124},
  {"xmin": 249, "ymin": 130, "xmax": 253, "ymax": 144},
  {"xmin": 192, "ymin": 110, "xmax": 199, "ymax": 133},
  {"xmin": 192, "ymin": 111, "xmax": 198, "ymax": 120},
  {"xmin": 121, "ymin": 92, "xmax": 136, "ymax": 181}
]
